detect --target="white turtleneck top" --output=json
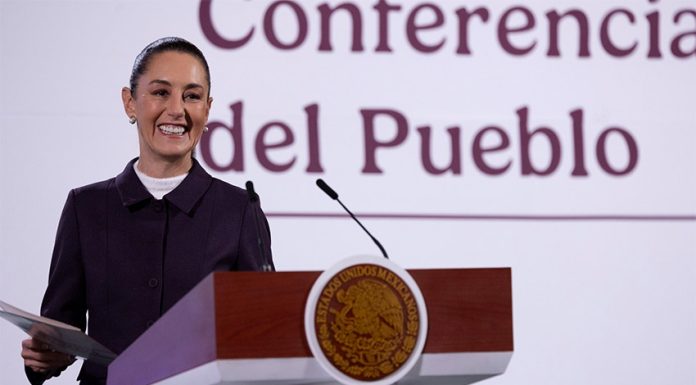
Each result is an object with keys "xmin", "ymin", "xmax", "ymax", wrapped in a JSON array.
[{"xmin": 133, "ymin": 161, "xmax": 188, "ymax": 200}]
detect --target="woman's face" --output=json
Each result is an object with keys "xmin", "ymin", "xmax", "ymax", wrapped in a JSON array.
[{"xmin": 122, "ymin": 51, "xmax": 212, "ymax": 165}]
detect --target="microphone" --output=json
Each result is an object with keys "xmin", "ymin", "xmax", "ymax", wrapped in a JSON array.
[
  {"xmin": 315, "ymin": 178, "xmax": 389, "ymax": 259},
  {"xmin": 245, "ymin": 180, "xmax": 273, "ymax": 271},
  {"xmin": 245, "ymin": 180, "xmax": 259, "ymax": 202},
  {"xmin": 316, "ymin": 179, "xmax": 338, "ymax": 200}
]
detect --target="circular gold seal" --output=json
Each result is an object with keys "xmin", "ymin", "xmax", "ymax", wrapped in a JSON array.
[{"xmin": 306, "ymin": 256, "xmax": 428, "ymax": 385}]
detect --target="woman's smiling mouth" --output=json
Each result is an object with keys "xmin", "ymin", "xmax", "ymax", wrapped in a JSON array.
[{"xmin": 158, "ymin": 124, "xmax": 187, "ymax": 136}]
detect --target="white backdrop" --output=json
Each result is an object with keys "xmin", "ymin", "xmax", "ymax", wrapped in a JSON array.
[{"xmin": 1, "ymin": 0, "xmax": 695, "ymax": 384}]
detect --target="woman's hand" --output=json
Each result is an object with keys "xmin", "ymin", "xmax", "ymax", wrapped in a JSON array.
[{"xmin": 21, "ymin": 338, "xmax": 75, "ymax": 376}]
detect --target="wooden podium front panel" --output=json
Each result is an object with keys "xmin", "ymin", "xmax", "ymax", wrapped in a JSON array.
[
  {"xmin": 213, "ymin": 271, "xmax": 319, "ymax": 358},
  {"xmin": 411, "ymin": 268, "xmax": 513, "ymax": 353},
  {"xmin": 211, "ymin": 268, "xmax": 512, "ymax": 359}
]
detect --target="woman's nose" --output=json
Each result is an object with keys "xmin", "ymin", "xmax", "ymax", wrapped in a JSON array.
[{"xmin": 167, "ymin": 95, "xmax": 185, "ymax": 117}]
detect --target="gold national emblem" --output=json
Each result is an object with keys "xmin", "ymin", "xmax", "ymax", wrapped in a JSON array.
[{"xmin": 314, "ymin": 263, "xmax": 420, "ymax": 381}]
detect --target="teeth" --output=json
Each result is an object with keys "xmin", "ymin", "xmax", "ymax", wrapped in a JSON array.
[{"xmin": 158, "ymin": 125, "xmax": 186, "ymax": 135}]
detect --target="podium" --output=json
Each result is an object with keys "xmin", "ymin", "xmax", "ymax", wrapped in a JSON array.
[{"xmin": 107, "ymin": 268, "xmax": 513, "ymax": 385}]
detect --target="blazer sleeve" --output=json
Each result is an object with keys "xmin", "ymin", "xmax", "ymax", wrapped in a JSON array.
[
  {"xmin": 41, "ymin": 189, "xmax": 87, "ymax": 329},
  {"xmin": 24, "ymin": 190, "xmax": 86, "ymax": 383}
]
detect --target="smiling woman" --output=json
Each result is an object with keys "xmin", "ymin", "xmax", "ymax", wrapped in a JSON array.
[
  {"xmin": 122, "ymin": 40, "xmax": 213, "ymax": 177},
  {"xmin": 19, "ymin": 37, "xmax": 274, "ymax": 385}
]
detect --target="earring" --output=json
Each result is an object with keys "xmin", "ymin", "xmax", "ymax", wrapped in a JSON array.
[
  {"xmin": 129, "ymin": 116, "xmax": 136, "ymax": 125},
  {"xmin": 204, "ymin": 126, "xmax": 209, "ymax": 132}
]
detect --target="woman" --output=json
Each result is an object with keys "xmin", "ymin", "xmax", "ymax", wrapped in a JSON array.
[{"xmin": 20, "ymin": 37, "xmax": 273, "ymax": 385}]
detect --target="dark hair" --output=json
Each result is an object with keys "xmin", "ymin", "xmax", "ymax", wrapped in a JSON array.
[{"xmin": 129, "ymin": 37, "xmax": 211, "ymax": 96}]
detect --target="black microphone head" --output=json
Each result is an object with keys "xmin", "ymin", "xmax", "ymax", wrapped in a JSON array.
[
  {"xmin": 245, "ymin": 180, "xmax": 259, "ymax": 202},
  {"xmin": 316, "ymin": 178, "xmax": 339, "ymax": 200}
]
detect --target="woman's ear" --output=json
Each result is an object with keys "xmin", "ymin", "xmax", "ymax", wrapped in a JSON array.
[{"xmin": 121, "ymin": 87, "xmax": 136, "ymax": 119}]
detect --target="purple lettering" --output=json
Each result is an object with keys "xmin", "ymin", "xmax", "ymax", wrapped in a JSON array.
[
  {"xmin": 374, "ymin": 0, "xmax": 402, "ymax": 52},
  {"xmin": 305, "ymin": 104, "xmax": 324, "ymax": 172},
  {"xmin": 454, "ymin": 7, "xmax": 490, "ymax": 55},
  {"xmin": 199, "ymin": 102, "xmax": 245, "ymax": 172},
  {"xmin": 318, "ymin": 3, "xmax": 364, "ymax": 52},
  {"xmin": 518, "ymin": 107, "xmax": 561, "ymax": 176},
  {"xmin": 255, "ymin": 121, "xmax": 297, "ymax": 172},
  {"xmin": 264, "ymin": 1, "xmax": 308, "ymax": 50},
  {"xmin": 646, "ymin": 7, "xmax": 662, "ymax": 58},
  {"xmin": 601, "ymin": 9, "xmax": 638, "ymax": 57},
  {"xmin": 406, "ymin": 4, "xmax": 446, "ymax": 53},
  {"xmin": 671, "ymin": 10, "xmax": 696, "ymax": 58},
  {"xmin": 361, "ymin": 108, "xmax": 409, "ymax": 173},
  {"xmin": 199, "ymin": 0, "xmax": 254, "ymax": 49},
  {"xmin": 498, "ymin": 6, "xmax": 537, "ymax": 56},
  {"xmin": 596, "ymin": 127, "xmax": 639, "ymax": 175},
  {"xmin": 417, "ymin": 125, "xmax": 461, "ymax": 174},
  {"xmin": 569, "ymin": 109, "xmax": 588, "ymax": 176},
  {"xmin": 472, "ymin": 126, "xmax": 511, "ymax": 175},
  {"xmin": 547, "ymin": 9, "xmax": 590, "ymax": 57}
]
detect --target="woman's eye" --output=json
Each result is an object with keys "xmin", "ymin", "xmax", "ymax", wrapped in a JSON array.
[
  {"xmin": 184, "ymin": 93, "xmax": 202, "ymax": 101},
  {"xmin": 153, "ymin": 89, "xmax": 169, "ymax": 97}
]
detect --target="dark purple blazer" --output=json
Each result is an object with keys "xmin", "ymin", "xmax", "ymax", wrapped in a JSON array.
[{"xmin": 30, "ymin": 158, "xmax": 273, "ymax": 384}]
